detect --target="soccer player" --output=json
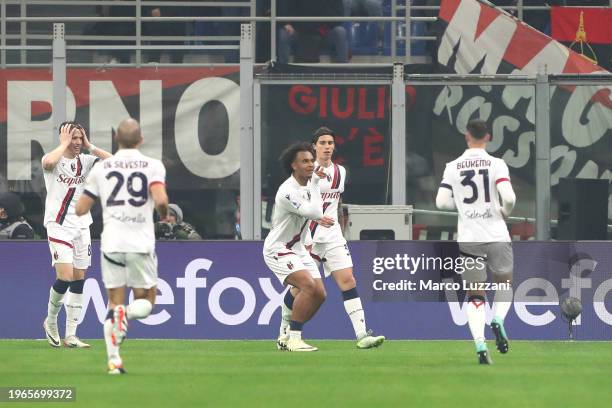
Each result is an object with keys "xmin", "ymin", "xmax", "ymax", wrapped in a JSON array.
[
  {"xmin": 278, "ymin": 127, "xmax": 385, "ymax": 349},
  {"xmin": 263, "ymin": 142, "xmax": 326, "ymax": 352},
  {"xmin": 75, "ymin": 118, "xmax": 169, "ymax": 374},
  {"xmin": 42, "ymin": 122, "xmax": 112, "ymax": 348},
  {"xmin": 436, "ymin": 119, "xmax": 516, "ymax": 365}
]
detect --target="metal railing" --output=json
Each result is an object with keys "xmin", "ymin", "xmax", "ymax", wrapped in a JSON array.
[
  {"xmin": 412, "ymin": 209, "xmax": 612, "ymax": 233},
  {"xmin": 3, "ymin": 0, "xmax": 607, "ymax": 67}
]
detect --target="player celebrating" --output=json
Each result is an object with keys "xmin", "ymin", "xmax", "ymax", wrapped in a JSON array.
[
  {"xmin": 263, "ymin": 142, "xmax": 326, "ymax": 352},
  {"xmin": 76, "ymin": 118, "xmax": 169, "ymax": 374},
  {"xmin": 278, "ymin": 127, "xmax": 385, "ymax": 349},
  {"xmin": 42, "ymin": 122, "xmax": 112, "ymax": 348},
  {"xmin": 436, "ymin": 119, "xmax": 516, "ymax": 364}
]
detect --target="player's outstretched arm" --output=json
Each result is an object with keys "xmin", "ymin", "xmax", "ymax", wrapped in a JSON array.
[
  {"xmin": 80, "ymin": 126, "xmax": 112, "ymax": 160},
  {"xmin": 436, "ymin": 185, "xmax": 456, "ymax": 210},
  {"xmin": 75, "ymin": 193, "xmax": 96, "ymax": 216},
  {"xmin": 41, "ymin": 124, "xmax": 74, "ymax": 171},
  {"xmin": 497, "ymin": 181, "xmax": 516, "ymax": 217},
  {"xmin": 151, "ymin": 183, "xmax": 170, "ymax": 222}
]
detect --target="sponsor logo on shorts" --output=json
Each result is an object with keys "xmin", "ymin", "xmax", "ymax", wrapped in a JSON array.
[{"xmin": 287, "ymin": 262, "xmax": 293, "ymax": 270}]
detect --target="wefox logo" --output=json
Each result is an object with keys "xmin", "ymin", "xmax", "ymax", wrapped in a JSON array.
[
  {"xmin": 79, "ymin": 257, "xmax": 285, "ymax": 326},
  {"xmin": 446, "ymin": 254, "xmax": 612, "ymax": 327}
]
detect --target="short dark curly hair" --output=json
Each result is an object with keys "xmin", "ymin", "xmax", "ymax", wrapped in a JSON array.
[
  {"xmin": 311, "ymin": 126, "xmax": 335, "ymax": 144},
  {"xmin": 279, "ymin": 142, "xmax": 315, "ymax": 176}
]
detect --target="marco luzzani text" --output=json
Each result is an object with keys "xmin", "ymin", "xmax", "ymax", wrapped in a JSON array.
[{"xmin": 371, "ymin": 254, "xmax": 511, "ymax": 292}]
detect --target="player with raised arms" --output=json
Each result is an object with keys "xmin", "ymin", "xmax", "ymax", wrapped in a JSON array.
[
  {"xmin": 76, "ymin": 118, "xmax": 169, "ymax": 374},
  {"xmin": 436, "ymin": 119, "xmax": 516, "ymax": 364},
  {"xmin": 277, "ymin": 127, "xmax": 385, "ymax": 349},
  {"xmin": 42, "ymin": 122, "xmax": 112, "ymax": 348},
  {"xmin": 263, "ymin": 142, "xmax": 326, "ymax": 352}
]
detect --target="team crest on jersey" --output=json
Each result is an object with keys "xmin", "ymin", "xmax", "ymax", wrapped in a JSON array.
[
  {"xmin": 326, "ymin": 175, "xmax": 331, "ymax": 182},
  {"xmin": 70, "ymin": 163, "xmax": 76, "ymax": 172},
  {"xmin": 287, "ymin": 262, "xmax": 294, "ymax": 270},
  {"xmin": 53, "ymin": 251, "xmax": 59, "ymax": 261}
]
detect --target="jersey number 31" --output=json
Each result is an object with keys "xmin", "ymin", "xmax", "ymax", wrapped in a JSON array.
[{"xmin": 460, "ymin": 169, "xmax": 490, "ymax": 204}]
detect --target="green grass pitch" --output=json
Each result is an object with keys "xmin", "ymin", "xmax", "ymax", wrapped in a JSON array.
[{"xmin": 2, "ymin": 339, "xmax": 611, "ymax": 407}]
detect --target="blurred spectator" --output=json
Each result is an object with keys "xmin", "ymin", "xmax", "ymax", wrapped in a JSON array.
[
  {"xmin": 9, "ymin": 154, "xmax": 46, "ymax": 236},
  {"xmin": 0, "ymin": 192, "xmax": 35, "ymax": 239},
  {"xmin": 256, "ymin": 0, "xmax": 272, "ymax": 62},
  {"xmin": 85, "ymin": 0, "xmax": 135, "ymax": 64},
  {"xmin": 194, "ymin": 0, "xmax": 247, "ymax": 63},
  {"xmin": 155, "ymin": 203, "xmax": 202, "ymax": 240},
  {"xmin": 219, "ymin": 2, "xmax": 250, "ymax": 62},
  {"xmin": 278, "ymin": 0, "xmax": 348, "ymax": 63},
  {"xmin": 193, "ymin": 2, "xmax": 224, "ymax": 57},
  {"xmin": 344, "ymin": 0, "xmax": 384, "ymax": 53},
  {"xmin": 143, "ymin": 0, "xmax": 190, "ymax": 63}
]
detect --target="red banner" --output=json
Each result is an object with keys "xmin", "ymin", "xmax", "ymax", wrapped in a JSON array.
[
  {"xmin": 551, "ymin": 7, "xmax": 612, "ymax": 43},
  {"xmin": 551, "ymin": 6, "xmax": 612, "ymax": 71}
]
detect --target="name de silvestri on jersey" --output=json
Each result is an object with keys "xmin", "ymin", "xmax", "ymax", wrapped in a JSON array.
[{"xmin": 372, "ymin": 280, "xmax": 512, "ymax": 292}]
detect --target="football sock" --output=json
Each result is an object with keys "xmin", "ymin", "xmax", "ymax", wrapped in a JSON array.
[
  {"xmin": 47, "ymin": 279, "xmax": 70, "ymax": 320},
  {"xmin": 280, "ymin": 290, "xmax": 294, "ymax": 336},
  {"xmin": 289, "ymin": 320, "xmax": 303, "ymax": 341},
  {"xmin": 65, "ymin": 280, "xmax": 84, "ymax": 338},
  {"xmin": 104, "ymin": 310, "xmax": 120, "ymax": 364},
  {"xmin": 493, "ymin": 285, "xmax": 513, "ymax": 322},
  {"xmin": 126, "ymin": 299, "xmax": 153, "ymax": 320},
  {"xmin": 467, "ymin": 295, "xmax": 486, "ymax": 346},
  {"xmin": 342, "ymin": 288, "xmax": 367, "ymax": 339}
]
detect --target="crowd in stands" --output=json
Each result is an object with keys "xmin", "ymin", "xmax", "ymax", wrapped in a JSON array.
[{"xmin": 3, "ymin": 1, "xmax": 611, "ymax": 64}]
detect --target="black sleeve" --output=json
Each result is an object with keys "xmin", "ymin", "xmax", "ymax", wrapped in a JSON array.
[{"xmin": 11, "ymin": 224, "xmax": 35, "ymax": 239}]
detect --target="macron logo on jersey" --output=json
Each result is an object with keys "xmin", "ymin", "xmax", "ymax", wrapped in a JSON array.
[
  {"xmin": 56, "ymin": 174, "xmax": 86, "ymax": 186},
  {"xmin": 285, "ymin": 194, "xmax": 301, "ymax": 210}
]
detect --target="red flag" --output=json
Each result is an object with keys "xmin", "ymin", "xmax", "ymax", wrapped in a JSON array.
[{"xmin": 551, "ymin": 7, "xmax": 612, "ymax": 70}]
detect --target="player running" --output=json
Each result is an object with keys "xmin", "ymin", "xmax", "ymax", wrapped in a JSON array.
[
  {"xmin": 76, "ymin": 118, "xmax": 169, "ymax": 374},
  {"xmin": 436, "ymin": 119, "xmax": 516, "ymax": 365},
  {"xmin": 277, "ymin": 127, "xmax": 385, "ymax": 349},
  {"xmin": 42, "ymin": 122, "xmax": 112, "ymax": 348},
  {"xmin": 263, "ymin": 142, "xmax": 326, "ymax": 352}
]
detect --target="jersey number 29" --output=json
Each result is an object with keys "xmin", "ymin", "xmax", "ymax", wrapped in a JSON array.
[{"xmin": 106, "ymin": 171, "xmax": 148, "ymax": 207}]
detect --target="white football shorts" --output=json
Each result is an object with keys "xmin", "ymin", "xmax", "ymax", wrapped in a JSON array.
[
  {"xmin": 310, "ymin": 242, "xmax": 353, "ymax": 277},
  {"xmin": 46, "ymin": 222, "xmax": 91, "ymax": 269},
  {"xmin": 101, "ymin": 251, "xmax": 158, "ymax": 289},
  {"xmin": 263, "ymin": 251, "xmax": 321, "ymax": 285}
]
